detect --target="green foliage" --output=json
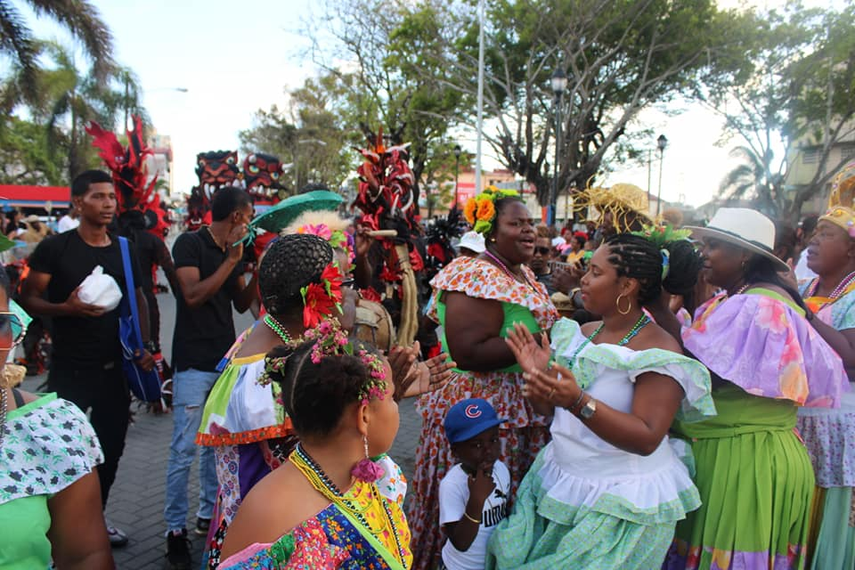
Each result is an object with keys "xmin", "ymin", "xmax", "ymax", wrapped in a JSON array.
[
  {"xmin": 430, "ymin": 0, "xmax": 756, "ymax": 207},
  {"xmin": 2, "ymin": 40, "xmax": 141, "ymax": 183},
  {"xmin": 709, "ymin": 2, "xmax": 855, "ymax": 221},
  {"xmin": 238, "ymin": 72, "xmax": 360, "ymax": 191},
  {"xmin": 0, "ymin": 0, "xmax": 114, "ymax": 101},
  {"xmin": 0, "ymin": 116, "xmax": 63, "ymax": 185}
]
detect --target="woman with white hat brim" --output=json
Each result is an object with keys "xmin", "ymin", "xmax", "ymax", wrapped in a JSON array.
[{"xmin": 647, "ymin": 207, "xmax": 848, "ymax": 570}]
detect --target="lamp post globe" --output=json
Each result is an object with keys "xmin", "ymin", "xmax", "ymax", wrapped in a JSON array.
[
  {"xmin": 550, "ymin": 67, "xmax": 568, "ymax": 226},
  {"xmin": 656, "ymin": 134, "xmax": 668, "ymax": 217}
]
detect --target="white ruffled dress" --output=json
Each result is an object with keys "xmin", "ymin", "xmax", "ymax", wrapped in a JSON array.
[{"xmin": 487, "ymin": 319, "xmax": 715, "ymax": 570}]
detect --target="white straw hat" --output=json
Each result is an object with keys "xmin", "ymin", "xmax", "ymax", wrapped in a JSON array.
[
  {"xmin": 457, "ymin": 231, "xmax": 486, "ymax": 254},
  {"xmin": 685, "ymin": 208, "xmax": 789, "ymax": 273}
]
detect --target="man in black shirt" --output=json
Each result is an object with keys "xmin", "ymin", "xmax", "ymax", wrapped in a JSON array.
[
  {"xmin": 22, "ymin": 169, "xmax": 155, "ymax": 547},
  {"xmin": 164, "ymin": 187, "xmax": 257, "ymax": 569}
]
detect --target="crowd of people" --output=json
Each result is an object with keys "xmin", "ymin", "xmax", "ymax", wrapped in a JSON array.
[{"xmin": 0, "ymin": 164, "xmax": 854, "ymax": 570}]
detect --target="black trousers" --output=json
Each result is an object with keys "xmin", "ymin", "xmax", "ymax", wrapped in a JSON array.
[{"xmin": 47, "ymin": 358, "xmax": 131, "ymax": 509}]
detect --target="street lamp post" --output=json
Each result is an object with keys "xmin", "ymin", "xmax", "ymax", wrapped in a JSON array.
[
  {"xmin": 550, "ymin": 66, "xmax": 568, "ymax": 227},
  {"xmin": 453, "ymin": 144, "xmax": 462, "ymax": 209},
  {"xmin": 656, "ymin": 134, "xmax": 668, "ymax": 218}
]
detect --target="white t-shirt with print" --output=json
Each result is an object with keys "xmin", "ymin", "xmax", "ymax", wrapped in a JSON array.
[{"xmin": 439, "ymin": 460, "xmax": 510, "ymax": 570}]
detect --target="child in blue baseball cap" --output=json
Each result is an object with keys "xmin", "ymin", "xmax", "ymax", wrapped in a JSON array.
[{"xmin": 439, "ymin": 398, "xmax": 509, "ymax": 570}]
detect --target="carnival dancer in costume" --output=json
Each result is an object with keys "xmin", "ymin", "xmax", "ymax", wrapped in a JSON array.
[
  {"xmin": 198, "ymin": 231, "xmax": 453, "ymax": 568},
  {"xmin": 196, "ymin": 233, "xmax": 342, "ymax": 567},
  {"xmin": 485, "ymin": 233, "xmax": 713, "ymax": 569},
  {"xmin": 647, "ymin": 208, "xmax": 849, "ymax": 570},
  {"xmin": 408, "ymin": 188, "xmax": 559, "ymax": 570},
  {"xmin": 218, "ymin": 327, "xmax": 413, "ymax": 569},
  {"xmin": 796, "ymin": 161, "xmax": 855, "ymax": 570}
]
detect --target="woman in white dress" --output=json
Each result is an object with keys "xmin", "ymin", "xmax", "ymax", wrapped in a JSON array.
[{"xmin": 488, "ymin": 232, "xmax": 716, "ymax": 569}]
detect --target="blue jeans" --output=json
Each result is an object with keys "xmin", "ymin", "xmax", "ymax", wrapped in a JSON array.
[{"xmin": 164, "ymin": 368, "xmax": 220, "ymax": 532}]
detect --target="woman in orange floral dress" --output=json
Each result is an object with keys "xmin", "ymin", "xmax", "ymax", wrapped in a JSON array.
[{"xmin": 407, "ymin": 188, "xmax": 558, "ymax": 570}]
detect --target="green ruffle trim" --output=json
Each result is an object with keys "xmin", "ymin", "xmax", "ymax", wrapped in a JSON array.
[
  {"xmin": 268, "ymin": 532, "xmax": 296, "ymax": 563},
  {"xmin": 526, "ymin": 452, "xmax": 701, "ymax": 526},
  {"xmin": 551, "ymin": 318, "xmax": 715, "ymax": 423}
]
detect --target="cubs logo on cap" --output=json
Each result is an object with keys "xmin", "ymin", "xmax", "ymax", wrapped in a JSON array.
[{"xmin": 444, "ymin": 398, "xmax": 506, "ymax": 444}]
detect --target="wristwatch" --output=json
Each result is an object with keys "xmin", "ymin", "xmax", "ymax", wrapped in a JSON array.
[{"xmin": 578, "ymin": 397, "xmax": 597, "ymax": 420}]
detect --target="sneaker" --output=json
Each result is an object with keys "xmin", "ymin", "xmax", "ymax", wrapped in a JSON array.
[
  {"xmin": 105, "ymin": 521, "xmax": 128, "ymax": 548},
  {"xmin": 166, "ymin": 529, "xmax": 191, "ymax": 570},
  {"xmin": 194, "ymin": 517, "xmax": 211, "ymax": 536}
]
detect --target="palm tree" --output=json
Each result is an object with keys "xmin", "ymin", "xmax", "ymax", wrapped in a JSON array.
[
  {"xmin": 32, "ymin": 41, "xmax": 130, "ymax": 181},
  {"xmin": 718, "ymin": 146, "xmax": 785, "ymax": 218},
  {"xmin": 0, "ymin": 0, "xmax": 114, "ymax": 100}
]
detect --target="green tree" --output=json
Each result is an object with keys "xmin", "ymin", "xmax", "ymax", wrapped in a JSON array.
[
  {"xmin": 0, "ymin": 0, "xmax": 113, "ymax": 100},
  {"xmin": 706, "ymin": 2, "xmax": 855, "ymax": 221},
  {"xmin": 309, "ymin": 0, "xmax": 467, "ymax": 199},
  {"xmin": 0, "ymin": 115, "xmax": 63, "ymax": 185},
  {"xmin": 29, "ymin": 41, "xmax": 130, "ymax": 182},
  {"xmin": 239, "ymin": 73, "xmax": 359, "ymax": 191},
  {"xmin": 424, "ymin": 0, "xmax": 753, "ymax": 207}
]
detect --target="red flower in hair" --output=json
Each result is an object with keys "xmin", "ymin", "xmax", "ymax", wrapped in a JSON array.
[
  {"xmin": 302, "ymin": 284, "xmax": 337, "ymax": 328},
  {"xmin": 301, "ymin": 263, "xmax": 344, "ymax": 328},
  {"xmin": 320, "ymin": 263, "xmax": 344, "ymax": 301}
]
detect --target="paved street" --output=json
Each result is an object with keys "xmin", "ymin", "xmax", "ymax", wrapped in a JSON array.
[{"xmin": 23, "ymin": 282, "xmax": 424, "ymax": 570}]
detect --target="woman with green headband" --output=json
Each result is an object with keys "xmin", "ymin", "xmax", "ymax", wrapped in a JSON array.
[{"xmin": 408, "ymin": 188, "xmax": 559, "ymax": 570}]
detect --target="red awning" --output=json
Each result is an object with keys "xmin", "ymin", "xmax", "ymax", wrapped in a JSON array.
[{"xmin": 0, "ymin": 185, "xmax": 71, "ymax": 209}]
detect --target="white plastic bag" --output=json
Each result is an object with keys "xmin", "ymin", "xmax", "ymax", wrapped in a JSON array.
[{"xmin": 77, "ymin": 266, "xmax": 123, "ymax": 311}]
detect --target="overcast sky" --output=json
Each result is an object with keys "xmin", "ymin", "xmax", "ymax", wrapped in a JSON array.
[{"xmin": 18, "ymin": 0, "xmax": 840, "ymax": 207}]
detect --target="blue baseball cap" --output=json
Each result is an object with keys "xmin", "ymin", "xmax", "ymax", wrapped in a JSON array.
[{"xmin": 444, "ymin": 398, "xmax": 505, "ymax": 444}]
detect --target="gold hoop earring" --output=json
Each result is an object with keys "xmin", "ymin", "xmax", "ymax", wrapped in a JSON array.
[{"xmin": 616, "ymin": 294, "xmax": 632, "ymax": 315}]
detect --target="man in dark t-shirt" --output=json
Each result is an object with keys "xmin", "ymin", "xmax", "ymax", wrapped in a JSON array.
[
  {"xmin": 21, "ymin": 170, "xmax": 155, "ymax": 547},
  {"xmin": 164, "ymin": 187, "xmax": 258, "ymax": 569}
]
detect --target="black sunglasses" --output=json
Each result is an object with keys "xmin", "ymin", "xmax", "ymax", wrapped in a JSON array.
[{"xmin": 535, "ymin": 246, "xmax": 551, "ymax": 255}]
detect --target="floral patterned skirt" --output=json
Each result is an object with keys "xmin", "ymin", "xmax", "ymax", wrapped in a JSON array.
[{"xmin": 407, "ymin": 371, "xmax": 550, "ymax": 570}]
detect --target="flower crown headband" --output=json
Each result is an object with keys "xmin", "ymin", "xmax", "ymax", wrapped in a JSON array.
[
  {"xmin": 463, "ymin": 186, "xmax": 521, "ymax": 235},
  {"xmin": 259, "ymin": 319, "xmax": 388, "ymax": 409},
  {"xmin": 631, "ymin": 224, "xmax": 693, "ymax": 280},
  {"xmin": 296, "ymin": 223, "xmax": 356, "ymax": 267}
]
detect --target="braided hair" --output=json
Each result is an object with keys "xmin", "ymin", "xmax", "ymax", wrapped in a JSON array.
[
  {"xmin": 604, "ymin": 233, "xmax": 703, "ymax": 304},
  {"xmin": 258, "ymin": 234, "xmax": 333, "ymax": 315},
  {"xmin": 264, "ymin": 339, "xmax": 383, "ymax": 438}
]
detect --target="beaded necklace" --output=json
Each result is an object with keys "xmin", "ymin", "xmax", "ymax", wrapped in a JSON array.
[
  {"xmin": 729, "ymin": 283, "xmax": 751, "ymax": 297},
  {"xmin": 290, "ymin": 445, "xmax": 406, "ymax": 566},
  {"xmin": 568, "ymin": 313, "xmax": 651, "ymax": 367},
  {"xmin": 263, "ymin": 314, "xmax": 293, "ymax": 344},
  {"xmin": 483, "ymin": 250, "xmax": 535, "ymax": 289},
  {"xmin": 804, "ymin": 270, "xmax": 855, "ymax": 302}
]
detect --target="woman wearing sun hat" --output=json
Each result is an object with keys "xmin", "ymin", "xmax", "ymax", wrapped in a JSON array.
[
  {"xmin": 647, "ymin": 208, "xmax": 848, "ymax": 570},
  {"xmin": 796, "ymin": 161, "xmax": 855, "ymax": 569}
]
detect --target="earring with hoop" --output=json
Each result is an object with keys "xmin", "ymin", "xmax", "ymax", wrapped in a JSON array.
[{"xmin": 616, "ymin": 294, "xmax": 632, "ymax": 315}]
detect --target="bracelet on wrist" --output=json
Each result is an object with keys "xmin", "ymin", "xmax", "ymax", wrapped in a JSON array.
[
  {"xmin": 567, "ymin": 389, "xmax": 585, "ymax": 413},
  {"xmin": 463, "ymin": 511, "xmax": 481, "ymax": 524}
]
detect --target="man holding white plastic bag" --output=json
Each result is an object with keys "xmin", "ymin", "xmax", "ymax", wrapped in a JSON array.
[{"xmin": 21, "ymin": 169, "xmax": 155, "ymax": 547}]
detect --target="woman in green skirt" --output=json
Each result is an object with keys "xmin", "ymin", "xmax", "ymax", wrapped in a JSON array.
[{"xmin": 649, "ymin": 208, "xmax": 848, "ymax": 570}]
